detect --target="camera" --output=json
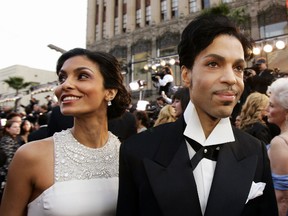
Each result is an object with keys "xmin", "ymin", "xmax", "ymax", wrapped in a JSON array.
[{"xmin": 151, "ymin": 71, "xmax": 165, "ymax": 82}]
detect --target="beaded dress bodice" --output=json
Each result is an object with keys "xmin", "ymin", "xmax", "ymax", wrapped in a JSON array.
[
  {"xmin": 27, "ymin": 129, "xmax": 120, "ymax": 216},
  {"xmin": 54, "ymin": 129, "xmax": 120, "ymax": 182}
]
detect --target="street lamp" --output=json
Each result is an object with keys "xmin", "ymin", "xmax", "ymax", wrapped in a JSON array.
[
  {"xmin": 129, "ymin": 80, "xmax": 149, "ymax": 110},
  {"xmin": 47, "ymin": 44, "xmax": 66, "ymax": 53}
]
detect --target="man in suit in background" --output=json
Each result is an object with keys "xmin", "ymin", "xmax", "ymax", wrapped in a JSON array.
[
  {"xmin": 246, "ymin": 57, "xmax": 275, "ymax": 94},
  {"xmin": 116, "ymin": 14, "xmax": 278, "ymax": 216},
  {"xmin": 47, "ymin": 105, "xmax": 74, "ymax": 136},
  {"xmin": 28, "ymin": 113, "xmax": 49, "ymax": 141}
]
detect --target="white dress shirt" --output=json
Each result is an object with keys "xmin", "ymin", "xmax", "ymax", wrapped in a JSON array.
[
  {"xmin": 158, "ymin": 74, "xmax": 174, "ymax": 86},
  {"xmin": 183, "ymin": 101, "xmax": 235, "ymax": 214}
]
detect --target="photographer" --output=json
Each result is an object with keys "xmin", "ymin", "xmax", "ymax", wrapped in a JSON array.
[{"xmin": 155, "ymin": 65, "xmax": 174, "ymax": 97}]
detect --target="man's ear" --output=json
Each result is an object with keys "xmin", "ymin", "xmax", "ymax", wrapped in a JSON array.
[{"xmin": 181, "ymin": 66, "xmax": 191, "ymax": 87}]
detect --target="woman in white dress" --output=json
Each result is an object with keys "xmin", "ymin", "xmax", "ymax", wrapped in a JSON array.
[{"xmin": 0, "ymin": 48, "xmax": 131, "ymax": 216}]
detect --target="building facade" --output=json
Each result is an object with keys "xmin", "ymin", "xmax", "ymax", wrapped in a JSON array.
[
  {"xmin": 86, "ymin": 0, "xmax": 288, "ymax": 100},
  {"xmin": 0, "ymin": 65, "xmax": 57, "ymax": 108}
]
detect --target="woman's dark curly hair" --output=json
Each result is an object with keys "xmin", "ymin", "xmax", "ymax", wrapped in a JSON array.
[{"xmin": 56, "ymin": 48, "xmax": 131, "ymax": 120}]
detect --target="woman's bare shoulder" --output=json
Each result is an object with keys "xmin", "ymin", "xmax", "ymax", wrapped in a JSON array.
[
  {"xmin": 270, "ymin": 135, "xmax": 288, "ymax": 148},
  {"xmin": 15, "ymin": 137, "xmax": 54, "ymax": 163}
]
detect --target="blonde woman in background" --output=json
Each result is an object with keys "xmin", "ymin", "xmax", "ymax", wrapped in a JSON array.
[
  {"xmin": 239, "ymin": 92, "xmax": 272, "ymax": 144},
  {"xmin": 266, "ymin": 78, "xmax": 288, "ymax": 216},
  {"xmin": 154, "ymin": 104, "xmax": 176, "ymax": 127}
]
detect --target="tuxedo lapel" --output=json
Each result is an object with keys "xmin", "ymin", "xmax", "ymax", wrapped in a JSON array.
[
  {"xmin": 143, "ymin": 117, "xmax": 202, "ymax": 216},
  {"xmin": 205, "ymin": 140, "xmax": 258, "ymax": 216}
]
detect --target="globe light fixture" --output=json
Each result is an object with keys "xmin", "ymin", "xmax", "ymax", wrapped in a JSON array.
[
  {"xmin": 160, "ymin": 59, "xmax": 166, "ymax": 66},
  {"xmin": 252, "ymin": 47, "xmax": 261, "ymax": 55},
  {"xmin": 263, "ymin": 44, "xmax": 273, "ymax": 53},
  {"xmin": 169, "ymin": 58, "xmax": 176, "ymax": 65},
  {"xmin": 275, "ymin": 40, "xmax": 285, "ymax": 49}
]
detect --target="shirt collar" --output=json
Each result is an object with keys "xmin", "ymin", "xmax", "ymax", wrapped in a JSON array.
[{"xmin": 183, "ymin": 101, "xmax": 235, "ymax": 146}]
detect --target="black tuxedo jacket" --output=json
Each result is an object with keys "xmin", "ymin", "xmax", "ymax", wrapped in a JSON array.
[
  {"xmin": 28, "ymin": 126, "xmax": 49, "ymax": 142},
  {"xmin": 116, "ymin": 116, "xmax": 278, "ymax": 216}
]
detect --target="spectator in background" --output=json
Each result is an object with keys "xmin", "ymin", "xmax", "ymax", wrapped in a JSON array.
[
  {"xmin": 134, "ymin": 110, "xmax": 150, "ymax": 133},
  {"xmin": 6, "ymin": 112, "xmax": 23, "ymax": 145},
  {"xmin": 45, "ymin": 95, "xmax": 53, "ymax": 112},
  {"xmin": 171, "ymin": 87, "xmax": 190, "ymax": 118},
  {"xmin": 0, "ymin": 120, "xmax": 21, "ymax": 201},
  {"xmin": 39, "ymin": 104, "xmax": 48, "ymax": 114},
  {"xmin": 6, "ymin": 112, "xmax": 22, "ymax": 124},
  {"xmin": 154, "ymin": 104, "xmax": 176, "ymax": 127},
  {"xmin": 108, "ymin": 110, "xmax": 137, "ymax": 143},
  {"xmin": 266, "ymin": 78, "xmax": 288, "ymax": 216},
  {"xmin": 231, "ymin": 67, "xmax": 255, "ymax": 123},
  {"xmin": 156, "ymin": 65, "xmax": 174, "ymax": 97},
  {"xmin": 146, "ymin": 96, "xmax": 167, "ymax": 125},
  {"xmin": 246, "ymin": 57, "xmax": 275, "ymax": 94},
  {"xmin": 47, "ymin": 105, "xmax": 73, "ymax": 136},
  {"xmin": 234, "ymin": 115, "xmax": 241, "ymax": 129},
  {"xmin": 19, "ymin": 119, "xmax": 33, "ymax": 144},
  {"xmin": 239, "ymin": 92, "xmax": 272, "ymax": 144},
  {"xmin": 28, "ymin": 113, "xmax": 49, "ymax": 142}
]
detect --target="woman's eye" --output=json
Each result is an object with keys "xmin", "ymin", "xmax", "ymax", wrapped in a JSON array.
[
  {"xmin": 58, "ymin": 75, "xmax": 66, "ymax": 84},
  {"xmin": 78, "ymin": 73, "xmax": 89, "ymax": 80}
]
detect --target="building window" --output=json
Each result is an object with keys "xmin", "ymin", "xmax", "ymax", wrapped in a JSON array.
[
  {"xmin": 258, "ymin": 5, "xmax": 288, "ymax": 38},
  {"xmin": 222, "ymin": 0, "xmax": 233, "ymax": 3},
  {"xmin": 103, "ymin": 0, "xmax": 107, "ymax": 22},
  {"xmin": 146, "ymin": 6, "xmax": 151, "ymax": 25},
  {"xmin": 189, "ymin": 0, "xmax": 197, "ymax": 13},
  {"xmin": 114, "ymin": 17, "xmax": 119, "ymax": 35},
  {"xmin": 172, "ymin": 0, "xmax": 178, "ymax": 18},
  {"xmin": 96, "ymin": 24, "xmax": 99, "ymax": 40},
  {"xmin": 201, "ymin": 0, "xmax": 210, "ymax": 9},
  {"xmin": 260, "ymin": 21, "xmax": 288, "ymax": 38},
  {"xmin": 115, "ymin": 0, "xmax": 118, "ymax": 17},
  {"xmin": 123, "ymin": 14, "xmax": 127, "ymax": 33},
  {"xmin": 136, "ymin": 9, "xmax": 141, "ymax": 28},
  {"xmin": 161, "ymin": 0, "xmax": 167, "ymax": 21},
  {"xmin": 103, "ymin": 0, "xmax": 107, "ymax": 38},
  {"xmin": 95, "ymin": 4, "xmax": 99, "ymax": 25},
  {"xmin": 103, "ymin": 22, "xmax": 107, "ymax": 39},
  {"xmin": 122, "ymin": 0, "xmax": 127, "ymax": 32}
]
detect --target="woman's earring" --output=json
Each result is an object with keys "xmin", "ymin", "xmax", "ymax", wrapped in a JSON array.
[{"xmin": 107, "ymin": 100, "xmax": 112, "ymax": 106}]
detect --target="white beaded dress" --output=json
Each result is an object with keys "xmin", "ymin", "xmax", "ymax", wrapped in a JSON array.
[{"xmin": 27, "ymin": 129, "xmax": 120, "ymax": 216}]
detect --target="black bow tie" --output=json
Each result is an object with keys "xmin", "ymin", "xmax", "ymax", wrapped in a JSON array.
[{"xmin": 184, "ymin": 135, "xmax": 221, "ymax": 170}]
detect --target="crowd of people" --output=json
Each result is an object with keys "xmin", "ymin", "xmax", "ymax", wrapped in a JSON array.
[{"xmin": 0, "ymin": 13, "xmax": 287, "ymax": 216}]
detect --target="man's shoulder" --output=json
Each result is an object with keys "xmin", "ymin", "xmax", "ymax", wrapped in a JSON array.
[
  {"xmin": 122, "ymin": 121, "xmax": 180, "ymax": 149},
  {"xmin": 233, "ymin": 126, "xmax": 264, "ymax": 146}
]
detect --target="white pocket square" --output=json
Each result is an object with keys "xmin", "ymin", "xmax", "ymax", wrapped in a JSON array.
[{"xmin": 246, "ymin": 181, "xmax": 266, "ymax": 204}]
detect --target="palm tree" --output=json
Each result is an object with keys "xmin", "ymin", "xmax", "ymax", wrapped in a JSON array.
[
  {"xmin": 3, "ymin": 76, "xmax": 39, "ymax": 111},
  {"xmin": 201, "ymin": 3, "xmax": 249, "ymax": 29}
]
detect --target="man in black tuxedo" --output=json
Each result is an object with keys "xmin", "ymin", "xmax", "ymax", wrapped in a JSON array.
[{"xmin": 116, "ymin": 14, "xmax": 278, "ymax": 216}]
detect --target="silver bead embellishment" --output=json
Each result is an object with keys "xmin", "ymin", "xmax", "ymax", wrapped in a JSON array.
[{"xmin": 53, "ymin": 129, "xmax": 120, "ymax": 182}]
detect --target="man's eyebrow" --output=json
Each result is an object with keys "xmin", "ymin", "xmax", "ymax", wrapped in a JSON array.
[
  {"xmin": 204, "ymin": 54, "xmax": 225, "ymax": 61},
  {"xmin": 204, "ymin": 54, "xmax": 245, "ymax": 64}
]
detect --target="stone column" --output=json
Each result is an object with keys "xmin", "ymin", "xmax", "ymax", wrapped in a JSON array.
[{"xmin": 86, "ymin": 0, "xmax": 96, "ymax": 46}]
